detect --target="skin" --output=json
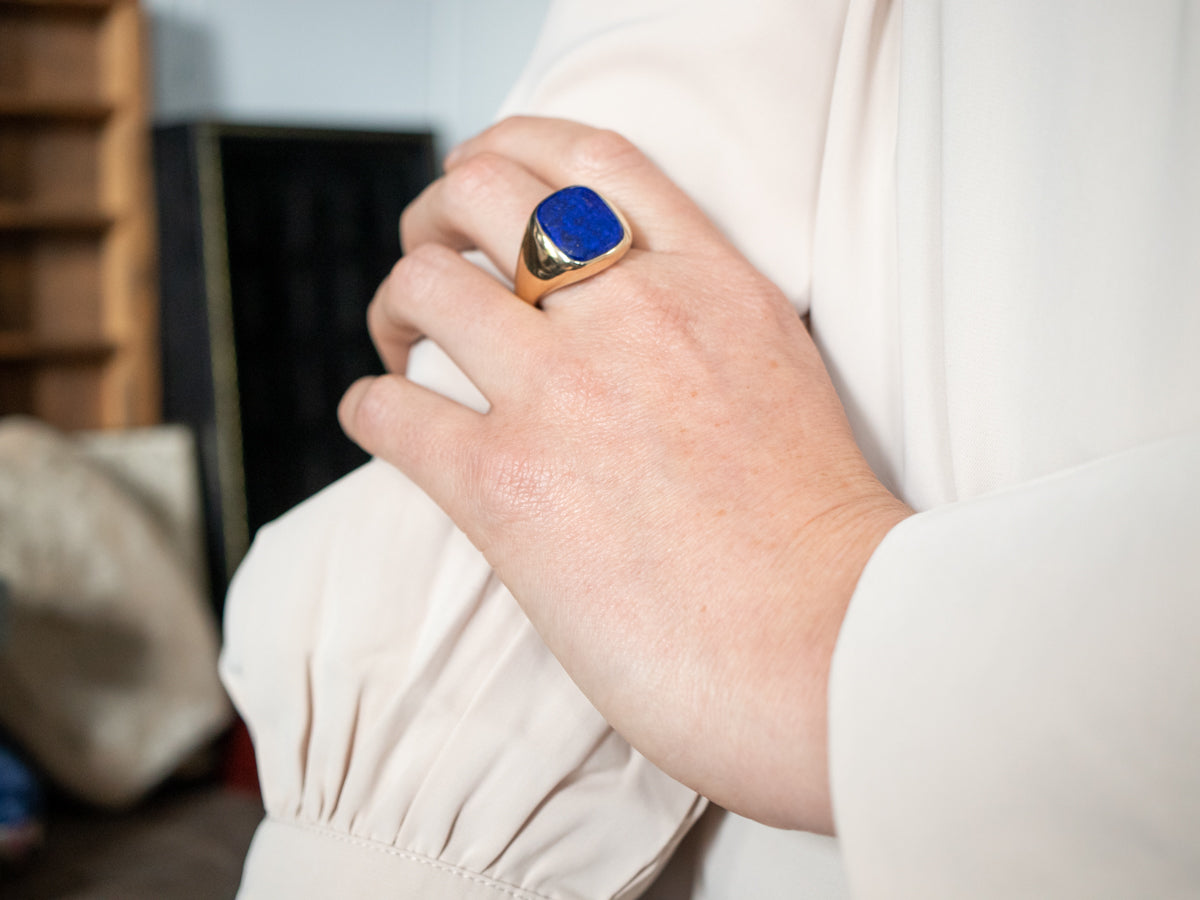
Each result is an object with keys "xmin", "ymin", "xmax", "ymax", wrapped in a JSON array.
[{"xmin": 339, "ymin": 116, "xmax": 912, "ymax": 834}]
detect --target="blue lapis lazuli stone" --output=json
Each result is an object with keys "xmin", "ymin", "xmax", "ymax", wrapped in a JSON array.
[{"xmin": 535, "ymin": 186, "xmax": 624, "ymax": 262}]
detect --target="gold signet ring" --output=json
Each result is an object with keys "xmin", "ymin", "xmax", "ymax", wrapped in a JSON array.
[{"xmin": 513, "ymin": 185, "xmax": 632, "ymax": 305}]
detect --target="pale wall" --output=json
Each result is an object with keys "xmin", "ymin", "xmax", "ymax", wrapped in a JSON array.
[{"xmin": 145, "ymin": 0, "xmax": 551, "ymax": 149}]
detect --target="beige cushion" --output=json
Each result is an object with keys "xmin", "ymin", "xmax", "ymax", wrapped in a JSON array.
[{"xmin": 0, "ymin": 417, "xmax": 230, "ymax": 807}]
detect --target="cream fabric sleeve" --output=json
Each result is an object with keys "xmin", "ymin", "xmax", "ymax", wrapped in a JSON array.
[
  {"xmin": 221, "ymin": 459, "xmax": 704, "ymax": 900},
  {"xmin": 220, "ymin": 1, "xmax": 854, "ymax": 897},
  {"xmin": 828, "ymin": 2, "xmax": 1200, "ymax": 897},
  {"xmin": 831, "ymin": 433, "xmax": 1200, "ymax": 898}
]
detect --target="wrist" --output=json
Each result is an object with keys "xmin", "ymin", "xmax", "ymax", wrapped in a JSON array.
[{"xmin": 773, "ymin": 488, "xmax": 912, "ymax": 832}]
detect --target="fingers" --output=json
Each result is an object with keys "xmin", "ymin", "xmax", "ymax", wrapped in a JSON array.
[
  {"xmin": 368, "ymin": 242, "xmax": 542, "ymax": 397},
  {"xmin": 400, "ymin": 151, "xmax": 554, "ymax": 283},
  {"xmin": 401, "ymin": 117, "xmax": 723, "ymax": 316},
  {"xmin": 338, "ymin": 374, "xmax": 481, "ymax": 517},
  {"xmin": 445, "ymin": 117, "xmax": 712, "ymax": 254}
]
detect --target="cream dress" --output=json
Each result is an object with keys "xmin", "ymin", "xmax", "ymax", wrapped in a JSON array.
[{"xmin": 220, "ymin": 0, "xmax": 1200, "ymax": 897}]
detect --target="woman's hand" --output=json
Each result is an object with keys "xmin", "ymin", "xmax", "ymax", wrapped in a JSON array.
[{"xmin": 339, "ymin": 116, "xmax": 910, "ymax": 832}]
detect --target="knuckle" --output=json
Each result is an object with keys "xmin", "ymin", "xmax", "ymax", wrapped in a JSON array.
[
  {"xmin": 730, "ymin": 274, "xmax": 794, "ymax": 323},
  {"xmin": 488, "ymin": 115, "xmax": 532, "ymax": 145},
  {"xmin": 395, "ymin": 242, "xmax": 454, "ymax": 294},
  {"xmin": 446, "ymin": 151, "xmax": 513, "ymax": 205},
  {"xmin": 367, "ymin": 259, "xmax": 408, "ymax": 332},
  {"xmin": 397, "ymin": 202, "xmax": 421, "ymax": 252},
  {"xmin": 401, "ymin": 150, "xmax": 516, "ymax": 250},
  {"xmin": 425, "ymin": 152, "xmax": 521, "ymax": 245},
  {"xmin": 568, "ymin": 129, "xmax": 642, "ymax": 179},
  {"xmin": 369, "ymin": 246, "xmax": 451, "ymax": 333},
  {"xmin": 350, "ymin": 378, "xmax": 399, "ymax": 436},
  {"xmin": 366, "ymin": 291, "xmax": 387, "ymax": 343}
]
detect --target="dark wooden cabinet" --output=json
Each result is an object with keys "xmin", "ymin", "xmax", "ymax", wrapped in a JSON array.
[{"xmin": 153, "ymin": 123, "xmax": 435, "ymax": 599}]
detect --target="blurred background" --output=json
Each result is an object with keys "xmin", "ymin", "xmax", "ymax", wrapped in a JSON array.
[
  {"xmin": 148, "ymin": 0, "xmax": 548, "ymax": 149},
  {"xmin": 0, "ymin": 0, "xmax": 547, "ymax": 896}
]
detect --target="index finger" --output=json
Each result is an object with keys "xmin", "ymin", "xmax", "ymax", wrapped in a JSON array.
[{"xmin": 444, "ymin": 117, "xmax": 716, "ymax": 255}]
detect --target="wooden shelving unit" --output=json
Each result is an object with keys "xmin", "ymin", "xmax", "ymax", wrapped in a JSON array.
[{"xmin": 0, "ymin": 0, "xmax": 159, "ymax": 429}]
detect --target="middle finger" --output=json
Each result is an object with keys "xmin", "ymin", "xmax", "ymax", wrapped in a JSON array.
[{"xmin": 401, "ymin": 151, "xmax": 554, "ymax": 284}]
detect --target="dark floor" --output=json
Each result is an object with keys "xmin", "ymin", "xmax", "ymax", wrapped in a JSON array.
[{"xmin": 1, "ymin": 785, "xmax": 262, "ymax": 900}]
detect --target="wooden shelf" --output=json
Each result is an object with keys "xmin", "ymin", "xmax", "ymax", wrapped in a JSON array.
[
  {"xmin": 0, "ymin": 94, "xmax": 113, "ymax": 121},
  {"xmin": 0, "ymin": 330, "xmax": 116, "ymax": 363},
  {"xmin": 0, "ymin": 0, "xmax": 158, "ymax": 428},
  {"xmin": 0, "ymin": 205, "xmax": 113, "ymax": 232}
]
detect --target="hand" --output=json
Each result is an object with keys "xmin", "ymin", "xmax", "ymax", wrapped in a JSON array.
[{"xmin": 339, "ymin": 116, "xmax": 911, "ymax": 832}]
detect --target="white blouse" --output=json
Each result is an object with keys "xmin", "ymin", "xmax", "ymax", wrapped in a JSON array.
[{"xmin": 220, "ymin": 0, "xmax": 1200, "ymax": 896}]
